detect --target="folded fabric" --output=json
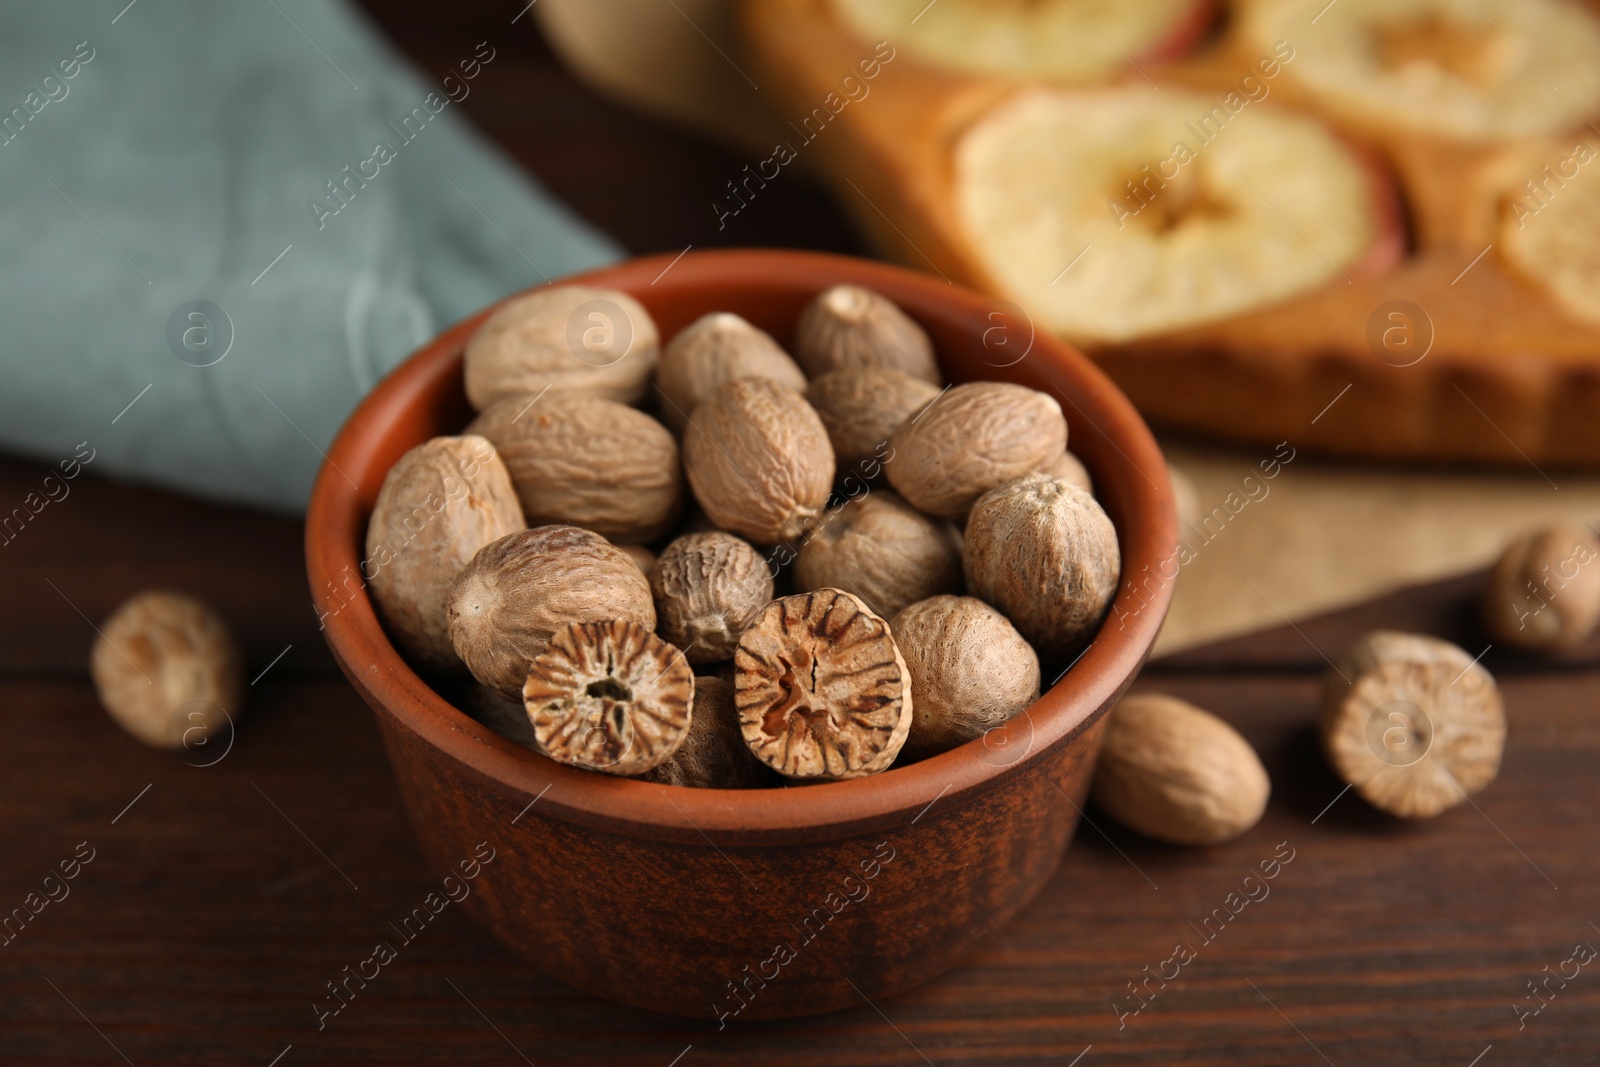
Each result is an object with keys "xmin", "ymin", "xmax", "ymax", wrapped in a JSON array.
[{"xmin": 0, "ymin": 0, "xmax": 619, "ymax": 512}]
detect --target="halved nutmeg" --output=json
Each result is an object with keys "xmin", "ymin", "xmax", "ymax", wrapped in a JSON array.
[
  {"xmin": 523, "ymin": 619, "xmax": 694, "ymax": 776},
  {"xmin": 734, "ymin": 590, "xmax": 912, "ymax": 780},
  {"xmin": 1321, "ymin": 631, "xmax": 1505, "ymax": 819}
]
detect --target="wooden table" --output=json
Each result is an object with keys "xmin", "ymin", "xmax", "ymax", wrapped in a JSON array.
[{"xmin": 5, "ymin": 4, "xmax": 1598, "ymax": 1064}]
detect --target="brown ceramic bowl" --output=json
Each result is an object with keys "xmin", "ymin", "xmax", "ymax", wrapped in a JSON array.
[{"xmin": 306, "ymin": 249, "xmax": 1177, "ymax": 1021}]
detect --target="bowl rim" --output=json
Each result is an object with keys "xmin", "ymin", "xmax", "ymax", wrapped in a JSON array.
[{"xmin": 306, "ymin": 248, "xmax": 1177, "ymax": 840}]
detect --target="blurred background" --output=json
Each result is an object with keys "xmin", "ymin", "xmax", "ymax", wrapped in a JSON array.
[{"xmin": 6, "ymin": 0, "xmax": 1600, "ymax": 653}]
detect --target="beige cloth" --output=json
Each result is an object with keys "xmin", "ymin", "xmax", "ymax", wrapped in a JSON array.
[{"xmin": 1154, "ymin": 439, "xmax": 1600, "ymax": 655}]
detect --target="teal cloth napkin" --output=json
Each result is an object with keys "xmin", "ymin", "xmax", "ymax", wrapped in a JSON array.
[{"xmin": 0, "ymin": 0, "xmax": 619, "ymax": 512}]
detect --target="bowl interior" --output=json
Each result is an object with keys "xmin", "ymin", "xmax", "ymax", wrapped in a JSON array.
[{"xmin": 306, "ymin": 249, "xmax": 1178, "ymax": 842}]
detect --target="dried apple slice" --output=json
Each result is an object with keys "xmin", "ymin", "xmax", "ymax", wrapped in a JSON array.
[
  {"xmin": 1499, "ymin": 138, "xmax": 1600, "ymax": 329},
  {"xmin": 831, "ymin": 0, "xmax": 1214, "ymax": 81},
  {"xmin": 953, "ymin": 86, "xmax": 1399, "ymax": 344},
  {"xmin": 1240, "ymin": 0, "xmax": 1600, "ymax": 142}
]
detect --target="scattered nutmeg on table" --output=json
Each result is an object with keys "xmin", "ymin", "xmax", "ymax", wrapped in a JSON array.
[
  {"xmin": 1321, "ymin": 630, "xmax": 1504, "ymax": 819},
  {"xmin": 89, "ymin": 590, "xmax": 243, "ymax": 751},
  {"xmin": 447, "ymin": 526, "xmax": 656, "ymax": 700},
  {"xmin": 1482, "ymin": 523, "xmax": 1600, "ymax": 651},
  {"xmin": 1091, "ymin": 693, "xmax": 1270, "ymax": 846},
  {"xmin": 366, "ymin": 435, "xmax": 524, "ymax": 671}
]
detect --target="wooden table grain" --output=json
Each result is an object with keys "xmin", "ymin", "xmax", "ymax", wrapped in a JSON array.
[{"xmin": 3, "ymin": 4, "xmax": 1598, "ymax": 1064}]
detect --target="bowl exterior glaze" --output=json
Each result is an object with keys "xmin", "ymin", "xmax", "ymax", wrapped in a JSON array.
[{"xmin": 306, "ymin": 250, "xmax": 1177, "ymax": 1020}]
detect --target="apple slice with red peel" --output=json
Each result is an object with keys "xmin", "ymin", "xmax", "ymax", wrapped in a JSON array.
[
  {"xmin": 1240, "ymin": 0, "xmax": 1600, "ymax": 143},
  {"xmin": 952, "ymin": 85, "xmax": 1404, "ymax": 345},
  {"xmin": 830, "ymin": 0, "xmax": 1216, "ymax": 82}
]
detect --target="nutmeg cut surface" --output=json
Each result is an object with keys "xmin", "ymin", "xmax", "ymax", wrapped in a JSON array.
[
  {"xmin": 524, "ymin": 620, "xmax": 693, "ymax": 775},
  {"xmin": 734, "ymin": 590, "xmax": 912, "ymax": 779},
  {"xmin": 1321, "ymin": 630, "xmax": 1504, "ymax": 819}
]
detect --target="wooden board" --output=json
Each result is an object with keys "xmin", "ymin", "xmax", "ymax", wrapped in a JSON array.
[{"xmin": 739, "ymin": 0, "xmax": 1600, "ymax": 466}]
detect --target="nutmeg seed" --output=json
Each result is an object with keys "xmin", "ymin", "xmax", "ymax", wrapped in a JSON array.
[
  {"xmin": 464, "ymin": 285, "xmax": 660, "ymax": 410},
  {"xmin": 793, "ymin": 284, "xmax": 940, "ymax": 384},
  {"xmin": 890, "ymin": 595, "xmax": 1039, "ymax": 761},
  {"xmin": 793, "ymin": 491, "xmax": 962, "ymax": 621},
  {"xmin": 1038, "ymin": 449, "xmax": 1092, "ymax": 495},
  {"xmin": 652, "ymin": 531, "xmax": 774, "ymax": 665},
  {"xmin": 524, "ymin": 619, "xmax": 694, "ymax": 776},
  {"xmin": 89, "ymin": 591, "xmax": 243, "ymax": 751},
  {"xmin": 366, "ymin": 435, "xmax": 525, "ymax": 671},
  {"xmin": 447, "ymin": 526, "xmax": 656, "ymax": 700},
  {"xmin": 735, "ymin": 590, "xmax": 912, "ymax": 780},
  {"xmin": 1482, "ymin": 523, "xmax": 1600, "ymax": 651},
  {"xmin": 656, "ymin": 312, "xmax": 808, "ymax": 433},
  {"xmin": 1091, "ymin": 693, "xmax": 1270, "ymax": 846},
  {"xmin": 964, "ymin": 473, "xmax": 1120, "ymax": 663},
  {"xmin": 1321, "ymin": 630, "xmax": 1505, "ymax": 819},
  {"xmin": 646, "ymin": 675, "xmax": 772, "ymax": 788},
  {"xmin": 681, "ymin": 377, "xmax": 835, "ymax": 544},
  {"xmin": 887, "ymin": 381, "xmax": 1067, "ymax": 519},
  {"xmin": 805, "ymin": 366, "xmax": 941, "ymax": 479},
  {"xmin": 468, "ymin": 393, "xmax": 682, "ymax": 543},
  {"xmin": 613, "ymin": 542, "xmax": 658, "ymax": 576}
]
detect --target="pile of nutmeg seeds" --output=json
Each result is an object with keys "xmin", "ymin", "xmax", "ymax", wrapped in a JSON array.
[{"xmin": 365, "ymin": 283, "xmax": 1120, "ymax": 787}]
